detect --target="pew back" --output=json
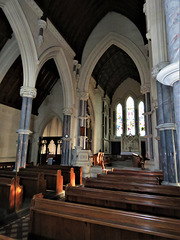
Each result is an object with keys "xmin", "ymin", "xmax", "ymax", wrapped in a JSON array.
[
  {"xmin": 97, "ymin": 173, "xmax": 160, "ymax": 185},
  {"xmin": 0, "ymin": 170, "xmax": 46, "ymax": 198},
  {"xmin": 84, "ymin": 178, "xmax": 180, "ymax": 197},
  {"xmin": 0, "ymin": 177, "xmax": 23, "ymax": 212},
  {"xmin": 27, "ymin": 165, "xmax": 82, "ymax": 185},
  {"xmin": 65, "ymin": 186, "xmax": 180, "ymax": 219},
  {"xmin": 29, "ymin": 194, "xmax": 180, "ymax": 240}
]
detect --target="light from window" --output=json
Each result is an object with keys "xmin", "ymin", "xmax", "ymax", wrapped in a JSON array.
[
  {"xmin": 116, "ymin": 103, "xmax": 123, "ymax": 136},
  {"xmin": 139, "ymin": 101, "xmax": 145, "ymax": 136},
  {"xmin": 126, "ymin": 97, "xmax": 135, "ymax": 135}
]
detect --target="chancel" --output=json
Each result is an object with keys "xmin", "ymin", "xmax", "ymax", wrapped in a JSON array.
[{"xmin": 0, "ymin": 0, "xmax": 180, "ymax": 239}]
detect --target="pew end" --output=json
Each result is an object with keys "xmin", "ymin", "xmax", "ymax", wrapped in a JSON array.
[{"xmin": 56, "ymin": 170, "xmax": 63, "ymax": 194}]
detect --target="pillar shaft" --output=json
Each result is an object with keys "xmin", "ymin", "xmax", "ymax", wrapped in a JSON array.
[
  {"xmin": 21, "ymin": 97, "xmax": 33, "ymax": 168},
  {"xmin": 62, "ymin": 114, "xmax": 71, "ymax": 165},
  {"xmin": 15, "ymin": 97, "xmax": 27, "ymax": 171},
  {"xmin": 15, "ymin": 86, "xmax": 36, "ymax": 171}
]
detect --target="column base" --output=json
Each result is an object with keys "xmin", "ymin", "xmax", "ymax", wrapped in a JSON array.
[{"xmin": 161, "ymin": 181, "xmax": 180, "ymax": 187}]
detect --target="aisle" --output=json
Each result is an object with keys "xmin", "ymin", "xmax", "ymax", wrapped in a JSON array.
[{"xmin": 0, "ymin": 214, "xmax": 29, "ymax": 240}]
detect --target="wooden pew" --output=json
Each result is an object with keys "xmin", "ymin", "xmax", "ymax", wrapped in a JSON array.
[
  {"xmin": 0, "ymin": 162, "xmax": 15, "ymax": 170},
  {"xmin": 28, "ymin": 193, "xmax": 180, "ymax": 240},
  {"xmin": 65, "ymin": 186, "xmax": 180, "ymax": 219},
  {"xmin": 0, "ymin": 235, "xmax": 14, "ymax": 240},
  {"xmin": 19, "ymin": 168, "xmax": 63, "ymax": 194},
  {"xmin": 97, "ymin": 173, "xmax": 160, "ymax": 185},
  {"xmin": 24, "ymin": 166, "xmax": 75, "ymax": 186},
  {"xmin": 27, "ymin": 165, "xmax": 82, "ymax": 185},
  {"xmin": 84, "ymin": 177, "xmax": 180, "ymax": 197},
  {"xmin": 0, "ymin": 177, "xmax": 23, "ymax": 212},
  {"xmin": 0, "ymin": 170, "xmax": 46, "ymax": 199},
  {"xmin": 110, "ymin": 168, "xmax": 164, "ymax": 182}
]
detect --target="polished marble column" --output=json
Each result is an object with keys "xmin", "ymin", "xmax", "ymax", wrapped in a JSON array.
[
  {"xmin": 156, "ymin": 0, "xmax": 180, "ymax": 185},
  {"xmin": 61, "ymin": 108, "xmax": 72, "ymax": 165},
  {"xmin": 15, "ymin": 86, "xmax": 36, "ymax": 171},
  {"xmin": 78, "ymin": 92, "xmax": 88, "ymax": 149}
]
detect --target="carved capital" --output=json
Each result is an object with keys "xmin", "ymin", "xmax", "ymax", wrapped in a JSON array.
[
  {"xmin": 152, "ymin": 99, "xmax": 158, "ymax": 110},
  {"xmin": 20, "ymin": 86, "xmax": 37, "ymax": 98},
  {"xmin": 78, "ymin": 91, "xmax": 89, "ymax": 100},
  {"xmin": 140, "ymin": 84, "xmax": 150, "ymax": 94},
  {"xmin": 38, "ymin": 19, "xmax": 47, "ymax": 29},
  {"xmin": 63, "ymin": 108, "xmax": 73, "ymax": 115},
  {"xmin": 152, "ymin": 62, "xmax": 169, "ymax": 79}
]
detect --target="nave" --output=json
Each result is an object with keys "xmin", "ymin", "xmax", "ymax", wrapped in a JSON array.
[{"xmin": 0, "ymin": 159, "xmax": 180, "ymax": 240}]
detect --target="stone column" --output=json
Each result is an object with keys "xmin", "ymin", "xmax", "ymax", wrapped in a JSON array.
[
  {"xmin": 61, "ymin": 108, "xmax": 72, "ymax": 165},
  {"xmin": 78, "ymin": 92, "xmax": 89, "ymax": 149},
  {"xmin": 157, "ymin": 0, "xmax": 180, "ymax": 185},
  {"xmin": 15, "ymin": 86, "xmax": 37, "ymax": 171},
  {"xmin": 102, "ymin": 98, "xmax": 105, "ymax": 152},
  {"xmin": 141, "ymin": 85, "xmax": 153, "ymax": 160}
]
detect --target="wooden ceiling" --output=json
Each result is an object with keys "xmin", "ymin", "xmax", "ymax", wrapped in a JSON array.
[
  {"xmin": 0, "ymin": 0, "xmax": 146, "ymax": 113},
  {"xmin": 35, "ymin": 0, "xmax": 146, "ymax": 61},
  {"xmin": 92, "ymin": 45, "xmax": 140, "ymax": 100}
]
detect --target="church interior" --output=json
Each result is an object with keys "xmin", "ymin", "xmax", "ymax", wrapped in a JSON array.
[{"xmin": 0, "ymin": 0, "xmax": 180, "ymax": 239}]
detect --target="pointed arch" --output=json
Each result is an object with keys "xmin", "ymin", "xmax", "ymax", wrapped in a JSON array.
[
  {"xmin": 0, "ymin": 0, "xmax": 38, "ymax": 87},
  {"xmin": 37, "ymin": 46, "xmax": 74, "ymax": 109},
  {"xmin": 79, "ymin": 32, "xmax": 149, "ymax": 93}
]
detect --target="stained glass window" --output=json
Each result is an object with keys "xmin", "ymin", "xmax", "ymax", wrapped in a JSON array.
[
  {"xmin": 116, "ymin": 103, "xmax": 123, "ymax": 136},
  {"xmin": 139, "ymin": 101, "xmax": 145, "ymax": 136},
  {"xmin": 126, "ymin": 96, "xmax": 135, "ymax": 135}
]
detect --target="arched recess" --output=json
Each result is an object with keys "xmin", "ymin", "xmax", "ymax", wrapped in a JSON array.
[
  {"xmin": 37, "ymin": 47, "xmax": 74, "ymax": 109},
  {"xmin": 0, "ymin": 0, "xmax": 38, "ymax": 87},
  {"xmin": 37, "ymin": 111, "xmax": 63, "ymax": 138},
  {"xmin": 79, "ymin": 32, "xmax": 149, "ymax": 93}
]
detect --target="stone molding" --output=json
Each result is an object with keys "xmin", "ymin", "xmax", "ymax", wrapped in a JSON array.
[
  {"xmin": 16, "ymin": 129, "xmax": 32, "ymax": 135},
  {"xmin": 156, "ymin": 123, "xmax": 176, "ymax": 131},
  {"xmin": 140, "ymin": 84, "xmax": 150, "ymax": 94},
  {"xmin": 25, "ymin": 0, "xmax": 43, "ymax": 17},
  {"xmin": 47, "ymin": 19, "xmax": 75, "ymax": 58},
  {"xmin": 63, "ymin": 108, "xmax": 73, "ymax": 115},
  {"xmin": 157, "ymin": 61, "xmax": 179, "ymax": 86},
  {"xmin": 152, "ymin": 62, "xmax": 169, "ymax": 78},
  {"xmin": 78, "ymin": 91, "xmax": 89, "ymax": 100},
  {"xmin": 20, "ymin": 86, "xmax": 37, "ymax": 98}
]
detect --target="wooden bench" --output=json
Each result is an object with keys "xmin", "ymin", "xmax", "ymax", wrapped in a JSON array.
[
  {"xmin": 0, "ymin": 162, "xmax": 15, "ymax": 170},
  {"xmin": 27, "ymin": 165, "xmax": 79, "ymax": 185},
  {"xmin": 84, "ymin": 177, "xmax": 180, "ymax": 197},
  {"xmin": 65, "ymin": 186, "xmax": 180, "ymax": 219},
  {"xmin": 19, "ymin": 168, "xmax": 63, "ymax": 194},
  {"xmin": 110, "ymin": 168, "xmax": 164, "ymax": 182},
  {"xmin": 0, "ymin": 170, "xmax": 46, "ymax": 199},
  {"xmin": 0, "ymin": 235, "xmax": 14, "ymax": 240},
  {"xmin": 97, "ymin": 173, "xmax": 160, "ymax": 185},
  {"xmin": 0, "ymin": 177, "xmax": 23, "ymax": 212},
  {"xmin": 28, "ymin": 193, "xmax": 180, "ymax": 240},
  {"xmin": 26, "ymin": 166, "xmax": 75, "ymax": 186}
]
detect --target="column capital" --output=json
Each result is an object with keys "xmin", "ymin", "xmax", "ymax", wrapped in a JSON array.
[
  {"xmin": 152, "ymin": 61, "xmax": 169, "ymax": 78},
  {"xmin": 157, "ymin": 61, "xmax": 179, "ymax": 86},
  {"xmin": 140, "ymin": 84, "xmax": 151, "ymax": 94},
  {"xmin": 73, "ymin": 59, "xmax": 78, "ymax": 66},
  {"xmin": 20, "ymin": 86, "xmax": 37, "ymax": 98},
  {"xmin": 63, "ymin": 107, "xmax": 73, "ymax": 115},
  {"xmin": 38, "ymin": 19, "xmax": 47, "ymax": 29},
  {"xmin": 78, "ymin": 91, "xmax": 89, "ymax": 100}
]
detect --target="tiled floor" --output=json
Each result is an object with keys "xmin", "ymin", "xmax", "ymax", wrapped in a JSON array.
[{"xmin": 0, "ymin": 214, "xmax": 29, "ymax": 240}]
